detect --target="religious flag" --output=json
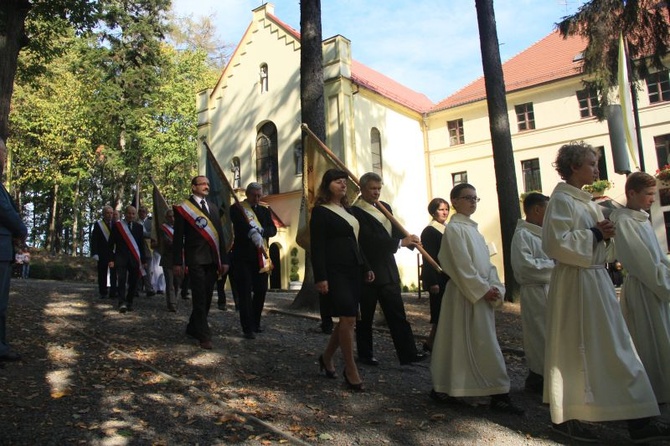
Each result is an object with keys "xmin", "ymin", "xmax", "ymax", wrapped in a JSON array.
[
  {"xmin": 295, "ymin": 128, "xmax": 359, "ymax": 250},
  {"xmin": 151, "ymin": 178, "xmax": 170, "ymax": 255},
  {"xmin": 204, "ymin": 142, "xmax": 235, "ymax": 252},
  {"xmin": 618, "ymin": 33, "xmax": 639, "ymax": 169}
]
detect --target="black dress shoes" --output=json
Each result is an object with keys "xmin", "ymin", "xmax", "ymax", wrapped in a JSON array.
[
  {"xmin": 243, "ymin": 332, "xmax": 256, "ymax": 340},
  {"xmin": 358, "ymin": 357, "xmax": 379, "ymax": 366},
  {"xmin": 0, "ymin": 351, "xmax": 21, "ymax": 362},
  {"xmin": 400, "ymin": 352, "xmax": 428, "ymax": 365}
]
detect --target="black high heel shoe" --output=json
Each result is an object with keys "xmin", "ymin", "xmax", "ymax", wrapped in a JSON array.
[
  {"xmin": 342, "ymin": 368, "xmax": 364, "ymax": 392},
  {"xmin": 319, "ymin": 355, "xmax": 336, "ymax": 379}
]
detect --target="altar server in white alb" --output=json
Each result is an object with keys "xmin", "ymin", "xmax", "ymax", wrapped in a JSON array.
[
  {"xmin": 429, "ymin": 183, "xmax": 523, "ymax": 415},
  {"xmin": 510, "ymin": 192, "xmax": 553, "ymax": 394},
  {"xmin": 542, "ymin": 142, "xmax": 669, "ymax": 443},
  {"xmin": 609, "ymin": 171, "xmax": 670, "ymax": 405}
]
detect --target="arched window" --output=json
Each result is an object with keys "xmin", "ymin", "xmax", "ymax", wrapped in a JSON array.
[
  {"xmin": 371, "ymin": 127, "xmax": 382, "ymax": 175},
  {"xmin": 259, "ymin": 63, "xmax": 269, "ymax": 94},
  {"xmin": 231, "ymin": 157, "xmax": 241, "ymax": 189},
  {"xmin": 256, "ymin": 122, "xmax": 279, "ymax": 195}
]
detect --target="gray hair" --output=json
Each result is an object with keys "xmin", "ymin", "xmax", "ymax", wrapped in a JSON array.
[
  {"xmin": 246, "ymin": 182, "xmax": 262, "ymax": 193},
  {"xmin": 360, "ymin": 172, "xmax": 383, "ymax": 188}
]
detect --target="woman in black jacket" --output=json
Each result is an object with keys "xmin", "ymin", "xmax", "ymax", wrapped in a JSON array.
[
  {"xmin": 420, "ymin": 198, "xmax": 450, "ymax": 352},
  {"xmin": 311, "ymin": 169, "xmax": 374, "ymax": 391}
]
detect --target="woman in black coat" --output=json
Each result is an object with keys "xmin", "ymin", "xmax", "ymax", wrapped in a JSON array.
[
  {"xmin": 311, "ymin": 169, "xmax": 374, "ymax": 391},
  {"xmin": 420, "ymin": 197, "xmax": 450, "ymax": 351}
]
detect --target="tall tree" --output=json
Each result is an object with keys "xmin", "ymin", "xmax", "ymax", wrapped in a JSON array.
[
  {"xmin": 291, "ymin": 0, "xmax": 324, "ymax": 310},
  {"xmin": 558, "ymin": 0, "xmax": 669, "ymax": 117},
  {"xmin": 475, "ymin": 0, "xmax": 520, "ymax": 301},
  {"xmin": 0, "ymin": 0, "xmax": 98, "ymax": 143},
  {"xmin": 89, "ymin": 0, "xmax": 171, "ymax": 206},
  {"xmin": 10, "ymin": 32, "xmax": 97, "ymax": 251}
]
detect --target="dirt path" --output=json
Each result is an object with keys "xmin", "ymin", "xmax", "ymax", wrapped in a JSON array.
[{"xmin": 0, "ymin": 279, "xmax": 661, "ymax": 445}]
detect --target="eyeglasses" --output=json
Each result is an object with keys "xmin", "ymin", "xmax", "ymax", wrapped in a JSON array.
[
  {"xmin": 194, "ymin": 182, "xmax": 209, "ymax": 186},
  {"xmin": 456, "ymin": 196, "xmax": 480, "ymax": 203}
]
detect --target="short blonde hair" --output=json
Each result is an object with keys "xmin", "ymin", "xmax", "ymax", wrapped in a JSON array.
[{"xmin": 553, "ymin": 141, "xmax": 599, "ymax": 180}]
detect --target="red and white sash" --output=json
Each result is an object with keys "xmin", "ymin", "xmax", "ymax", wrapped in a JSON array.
[
  {"xmin": 175, "ymin": 200, "xmax": 221, "ymax": 268},
  {"xmin": 240, "ymin": 201, "xmax": 272, "ymax": 273},
  {"xmin": 115, "ymin": 220, "xmax": 146, "ymax": 276},
  {"xmin": 161, "ymin": 223, "xmax": 174, "ymax": 241},
  {"xmin": 97, "ymin": 220, "xmax": 111, "ymax": 241}
]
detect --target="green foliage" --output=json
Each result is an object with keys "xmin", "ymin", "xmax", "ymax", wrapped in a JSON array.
[
  {"xmin": 582, "ymin": 179, "xmax": 613, "ymax": 193},
  {"xmin": 8, "ymin": 3, "xmax": 228, "ymax": 253},
  {"xmin": 289, "ymin": 248, "xmax": 300, "ymax": 282},
  {"xmin": 557, "ymin": 0, "xmax": 670, "ymax": 118}
]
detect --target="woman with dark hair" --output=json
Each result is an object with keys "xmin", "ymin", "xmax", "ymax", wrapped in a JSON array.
[
  {"xmin": 420, "ymin": 198, "xmax": 450, "ymax": 352},
  {"xmin": 311, "ymin": 169, "xmax": 374, "ymax": 391}
]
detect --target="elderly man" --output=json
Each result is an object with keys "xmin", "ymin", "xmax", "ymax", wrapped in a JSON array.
[
  {"xmin": 108, "ymin": 206, "xmax": 148, "ymax": 313},
  {"xmin": 91, "ymin": 205, "xmax": 117, "ymax": 299},
  {"xmin": 230, "ymin": 183, "xmax": 277, "ymax": 339},
  {"xmin": 0, "ymin": 139, "xmax": 28, "ymax": 361},
  {"xmin": 137, "ymin": 205, "xmax": 156, "ymax": 296}
]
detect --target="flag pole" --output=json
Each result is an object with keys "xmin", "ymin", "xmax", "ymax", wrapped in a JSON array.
[
  {"xmin": 202, "ymin": 141, "xmax": 272, "ymax": 272},
  {"xmin": 301, "ymin": 123, "xmax": 444, "ymax": 275}
]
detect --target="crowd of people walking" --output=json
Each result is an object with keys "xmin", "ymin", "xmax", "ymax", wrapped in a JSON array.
[{"xmin": 2, "ymin": 139, "xmax": 669, "ymax": 443}]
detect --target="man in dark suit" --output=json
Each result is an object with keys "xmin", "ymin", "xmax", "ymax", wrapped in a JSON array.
[
  {"xmin": 173, "ymin": 175, "xmax": 229, "ymax": 350},
  {"xmin": 108, "ymin": 205, "xmax": 148, "ymax": 313},
  {"xmin": 0, "ymin": 138, "xmax": 27, "ymax": 362},
  {"xmin": 352, "ymin": 172, "xmax": 426, "ymax": 366},
  {"xmin": 91, "ymin": 205, "xmax": 117, "ymax": 299},
  {"xmin": 230, "ymin": 182, "xmax": 277, "ymax": 339}
]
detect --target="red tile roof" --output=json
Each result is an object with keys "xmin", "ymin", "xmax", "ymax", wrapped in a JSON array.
[
  {"xmin": 433, "ymin": 31, "xmax": 588, "ymax": 111},
  {"xmin": 350, "ymin": 60, "xmax": 434, "ymax": 113}
]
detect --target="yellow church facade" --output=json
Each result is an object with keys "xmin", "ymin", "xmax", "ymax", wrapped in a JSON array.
[{"xmin": 197, "ymin": 3, "xmax": 670, "ymax": 288}]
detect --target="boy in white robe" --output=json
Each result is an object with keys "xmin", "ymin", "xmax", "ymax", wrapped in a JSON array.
[
  {"xmin": 510, "ymin": 192, "xmax": 553, "ymax": 394},
  {"xmin": 610, "ymin": 171, "xmax": 670, "ymax": 405},
  {"xmin": 542, "ymin": 142, "xmax": 668, "ymax": 443},
  {"xmin": 430, "ymin": 183, "xmax": 523, "ymax": 415}
]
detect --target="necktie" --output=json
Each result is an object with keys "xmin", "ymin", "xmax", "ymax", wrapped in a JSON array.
[{"xmin": 200, "ymin": 199, "xmax": 208, "ymax": 213}]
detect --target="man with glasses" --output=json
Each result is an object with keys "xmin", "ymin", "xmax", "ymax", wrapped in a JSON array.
[
  {"xmin": 352, "ymin": 172, "xmax": 426, "ymax": 366},
  {"xmin": 430, "ymin": 183, "xmax": 523, "ymax": 415},
  {"xmin": 173, "ymin": 176, "xmax": 229, "ymax": 350}
]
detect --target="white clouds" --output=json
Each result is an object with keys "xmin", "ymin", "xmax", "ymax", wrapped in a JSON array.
[{"xmin": 171, "ymin": 0, "xmax": 585, "ymax": 103}]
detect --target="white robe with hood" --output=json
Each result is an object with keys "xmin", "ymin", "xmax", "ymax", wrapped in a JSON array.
[
  {"xmin": 510, "ymin": 219, "xmax": 554, "ymax": 376},
  {"xmin": 610, "ymin": 207, "xmax": 670, "ymax": 403},
  {"xmin": 430, "ymin": 213, "xmax": 509, "ymax": 397},
  {"xmin": 542, "ymin": 182, "xmax": 658, "ymax": 424}
]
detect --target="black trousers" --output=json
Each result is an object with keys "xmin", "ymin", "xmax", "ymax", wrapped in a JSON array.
[
  {"xmin": 232, "ymin": 260, "xmax": 268, "ymax": 334},
  {"xmin": 356, "ymin": 282, "xmax": 418, "ymax": 363},
  {"xmin": 116, "ymin": 262, "xmax": 138, "ymax": 307},
  {"xmin": 186, "ymin": 263, "xmax": 218, "ymax": 342},
  {"xmin": 97, "ymin": 260, "xmax": 117, "ymax": 297}
]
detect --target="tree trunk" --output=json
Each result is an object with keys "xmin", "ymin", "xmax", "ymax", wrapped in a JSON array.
[
  {"xmin": 475, "ymin": 0, "xmax": 520, "ymax": 301},
  {"xmin": 292, "ymin": 0, "xmax": 325, "ymax": 309},
  {"xmin": 72, "ymin": 178, "xmax": 80, "ymax": 255},
  {"xmin": 47, "ymin": 183, "xmax": 59, "ymax": 254},
  {"xmin": 0, "ymin": 0, "xmax": 31, "ymax": 142}
]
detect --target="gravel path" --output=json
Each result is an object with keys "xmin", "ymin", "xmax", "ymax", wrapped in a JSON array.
[{"xmin": 1, "ymin": 279, "xmax": 666, "ymax": 445}]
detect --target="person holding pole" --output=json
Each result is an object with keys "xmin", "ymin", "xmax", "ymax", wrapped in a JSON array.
[
  {"xmin": 230, "ymin": 182, "xmax": 277, "ymax": 339},
  {"xmin": 352, "ymin": 172, "xmax": 426, "ymax": 366}
]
